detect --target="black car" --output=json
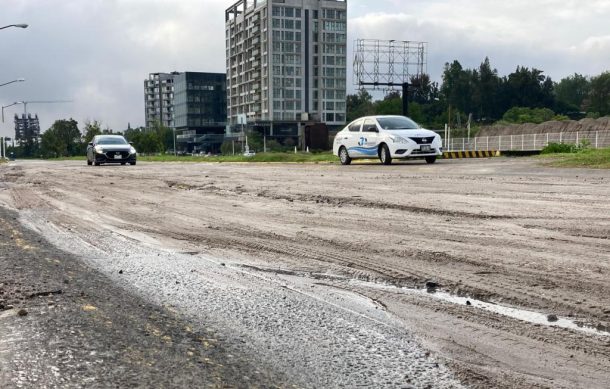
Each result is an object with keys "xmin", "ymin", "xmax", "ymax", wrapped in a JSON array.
[{"xmin": 86, "ymin": 135, "xmax": 137, "ymax": 166}]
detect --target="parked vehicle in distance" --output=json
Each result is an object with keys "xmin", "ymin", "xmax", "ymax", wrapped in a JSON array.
[
  {"xmin": 243, "ymin": 151, "xmax": 256, "ymax": 157},
  {"xmin": 86, "ymin": 135, "xmax": 137, "ymax": 166},
  {"xmin": 333, "ymin": 115, "xmax": 443, "ymax": 165}
]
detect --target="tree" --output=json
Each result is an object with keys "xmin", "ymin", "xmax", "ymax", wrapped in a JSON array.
[
  {"xmin": 150, "ymin": 121, "xmax": 174, "ymax": 151},
  {"xmin": 82, "ymin": 120, "xmax": 102, "ymax": 144},
  {"xmin": 374, "ymin": 91, "xmax": 402, "ymax": 115},
  {"xmin": 220, "ymin": 140, "xmax": 234, "ymax": 155},
  {"xmin": 346, "ymin": 89, "xmax": 374, "ymax": 122},
  {"xmin": 475, "ymin": 57, "xmax": 502, "ymax": 120},
  {"xmin": 502, "ymin": 107, "xmax": 558, "ymax": 124},
  {"xmin": 410, "ymin": 73, "xmax": 438, "ymax": 104},
  {"xmin": 123, "ymin": 127, "xmax": 163, "ymax": 154},
  {"xmin": 587, "ymin": 72, "xmax": 610, "ymax": 116},
  {"xmin": 40, "ymin": 119, "xmax": 82, "ymax": 158},
  {"xmin": 505, "ymin": 66, "xmax": 555, "ymax": 109},
  {"xmin": 441, "ymin": 60, "xmax": 474, "ymax": 116},
  {"xmin": 555, "ymin": 73, "xmax": 590, "ymax": 111}
]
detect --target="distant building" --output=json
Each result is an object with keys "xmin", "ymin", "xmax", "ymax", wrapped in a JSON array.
[
  {"xmin": 225, "ymin": 0, "xmax": 347, "ymax": 142},
  {"xmin": 173, "ymin": 72, "xmax": 227, "ymax": 153},
  {"xmin": 144, "ymin": 71, "xmax": 227, "ymax": 153},
  {"xmin": 144, "ymin": 72, "xmax": 179, "ymax": 129},
  {"xmin": 14, "ymin": 113, "xmax": 41, "ymax": 141}
]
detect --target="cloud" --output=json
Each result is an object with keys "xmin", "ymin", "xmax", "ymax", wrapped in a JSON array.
[{"xmin": 1, "ymin": 0, "xmax": 609, "ymax": 138}]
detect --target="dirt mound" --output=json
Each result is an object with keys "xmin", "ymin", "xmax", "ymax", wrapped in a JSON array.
[{"xmin": 478, "ymin": 117, "xmax": 610, "ymax": 136}]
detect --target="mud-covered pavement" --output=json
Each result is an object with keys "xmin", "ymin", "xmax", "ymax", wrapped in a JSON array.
[{"xmin": 1, "ymin": 158, "xmax": 610, "ymax": 388}]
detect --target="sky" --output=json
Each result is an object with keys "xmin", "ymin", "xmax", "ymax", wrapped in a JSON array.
[{"xmin": 1, "ymin": 0, "xmax": 609, "ymax": 138}]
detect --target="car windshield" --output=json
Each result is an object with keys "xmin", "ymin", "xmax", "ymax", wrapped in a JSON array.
[
  {"xmin": 377, "ymin": 117, "xmax": 419, "ymax": 130},
  {"xmin": 97, "ymin": 137, "xmax": 128, "ymax": 145}
]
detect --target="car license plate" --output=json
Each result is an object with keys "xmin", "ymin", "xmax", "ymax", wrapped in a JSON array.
[
  {"xmin": 114, "ymin": 154, "xmax": 122, "ymax": 159},
  {"xmin": 420, "ymin": 145, "xmax": 431, "ymax": 152}
]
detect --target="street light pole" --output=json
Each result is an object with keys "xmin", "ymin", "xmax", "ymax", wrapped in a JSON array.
[
  {"xmin": 0, "ymin": 24, "xmax": 28, "ymax": 30},
  {"xmin": 0, "ymin": 78, "xmax": 25, "ymax": 88}
]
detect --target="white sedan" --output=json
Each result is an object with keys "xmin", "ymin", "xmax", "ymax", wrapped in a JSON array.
[{"xmin": 333, "ymin": 115, "xmax": 443, "ymax": 165}]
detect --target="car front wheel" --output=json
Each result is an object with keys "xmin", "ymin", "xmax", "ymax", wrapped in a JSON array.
[
  {"xmin": 379, "ymin": 144, "xmax": 392, "ymax": 165},
  {"xmin": 425, "ymin": 156, "xmax": 437, "ymax": 164},
  {"xmin": 339, "ymin": 147, "xmax": 351, "ymax": 165}
]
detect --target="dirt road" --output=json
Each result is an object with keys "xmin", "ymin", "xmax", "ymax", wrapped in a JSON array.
[{"xmin": 1, "ymin": 158, "xmax": 609, "ymax": 388}]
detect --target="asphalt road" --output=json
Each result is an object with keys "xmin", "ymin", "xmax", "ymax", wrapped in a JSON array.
[{"xmin": 1, "ymin": 158, "xmax": 610, "ymax": 388}]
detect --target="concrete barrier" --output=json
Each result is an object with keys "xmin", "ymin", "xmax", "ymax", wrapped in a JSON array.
[{"xmin": 443, "ymin": 150, "xmax": 501, "ymax": 159}]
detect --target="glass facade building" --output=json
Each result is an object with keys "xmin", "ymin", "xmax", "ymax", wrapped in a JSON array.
[
  {"xmin": 173, "ymin": 72, "xmax": 227, "ymax": 153},
  {"xmin": 144, "ymin": 72, "xmax": 227, "ymax": 153}
]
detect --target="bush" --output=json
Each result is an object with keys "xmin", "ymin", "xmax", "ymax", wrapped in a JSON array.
[
  {"xmin": 541, "ymin": 142, "xmax": 586, "ymax": 154},
  {"xmin": 502, "ymin": 107, "xmax": 556, "ymax": 124},
  {"xmin": 220, "ymin": 141, "xmax": 234, "ymax": 155}
]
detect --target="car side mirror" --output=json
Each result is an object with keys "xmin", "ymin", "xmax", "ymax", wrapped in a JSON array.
[
  {"xmin": 129, "ymin": 142, "xmax": 133, "ymax": 145},
  {"xmin": 88, "ymin": 142, "xmax": 93, "ymax": 146}
]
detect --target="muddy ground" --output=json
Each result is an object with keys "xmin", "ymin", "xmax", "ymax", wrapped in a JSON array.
[{"xmin": 1, "ymin": 158, "xmax": 609, "ymax": 388}]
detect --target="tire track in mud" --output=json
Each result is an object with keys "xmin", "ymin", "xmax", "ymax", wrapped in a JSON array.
[
  {"xmin": 123, "ymin": 211, "xmax": 610, "ymax": 328},
  {"xmin": 165, "ymin": 179, "xmax": 512, "ymax": 220},
  {"xmin": 65, "ymin": 173, "xmax": 607, "ymax": 325},
  {"xmin": 156, "ymin": 180, "xmax": 610, "ymax": 322},
  {"xmin": 342, "ymin": 283, "xmax": 610, "ymax": 389},
  {"xmin": 7, "ymin": 167, "xmax": 610, "ymax": 326},
  {"xmin": 5, "ymin": 160, "xmax": 610, "ymax": 389}
]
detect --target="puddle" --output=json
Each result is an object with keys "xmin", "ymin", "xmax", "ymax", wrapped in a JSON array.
[
  {"xmin": 223, "ymin": 263, "xmax": 609, "ymax": 337},
  {"xmin": 351, "ymin": 281, "xmax": 610, "ymax": 337}
]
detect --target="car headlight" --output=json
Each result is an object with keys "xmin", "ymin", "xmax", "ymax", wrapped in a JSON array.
[
  {"xmin": 391, "ymin": 135, "xmax": 410, "ymax": 144},
  {"xmin": 129, "ymin": 147, "xmax": 137, "ymax": 155},
  {"xmin": 94, "ymin": 145, "xmax": 105, "ymax": 154}
]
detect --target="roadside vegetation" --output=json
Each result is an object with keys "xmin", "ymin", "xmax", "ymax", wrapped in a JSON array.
[{"xmin": 539, "ymin": 142, "xmax": 610, "ymax": 168}]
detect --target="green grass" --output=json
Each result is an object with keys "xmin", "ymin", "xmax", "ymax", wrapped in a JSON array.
[{"xmin": 539, "ymin": 147, "xmax": 610, "ymax": 169}]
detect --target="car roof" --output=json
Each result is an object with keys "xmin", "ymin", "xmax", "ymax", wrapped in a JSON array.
[{"xmin": 96, "ymin": 135, "xmax": 124, "ymax": 138}]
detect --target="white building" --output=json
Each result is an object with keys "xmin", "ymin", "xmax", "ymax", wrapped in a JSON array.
[
  {"xmin": 144, "ymin": 72, "xmax": 179, "ymax": 129},
  {"xmin": 225, "ymin": 0, "xmax": 347, "ymax": 134}
]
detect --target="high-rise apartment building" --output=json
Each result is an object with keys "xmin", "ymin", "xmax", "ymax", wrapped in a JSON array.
[
  {"xmin": 144, "ymin": 72, "xmax": 179, "ymax": 129},
  {"xmin": 225, "ymin": 0, "xmax": 347, "ymax": 134}
]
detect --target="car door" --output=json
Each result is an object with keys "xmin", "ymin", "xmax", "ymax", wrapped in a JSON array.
[
  {"xmin": 359, "ymin": 118, "xmax": 380, "ymax": 157},
  {"xmin": 343, "ymin": 119, "xmax": 363, "ymax": 156}
]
